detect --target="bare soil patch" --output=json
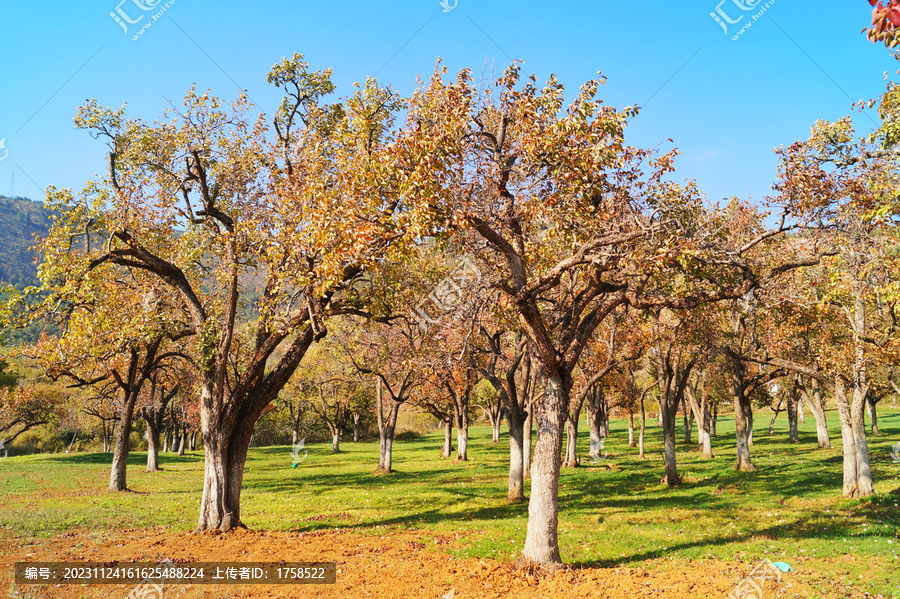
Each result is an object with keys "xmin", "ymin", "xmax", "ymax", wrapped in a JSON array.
[{"xmin": 0, "ymin": 527, "xmax": 821, "ymax": 598}]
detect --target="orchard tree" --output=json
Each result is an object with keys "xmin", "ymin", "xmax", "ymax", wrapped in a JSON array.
[
  {"xmin": 759, "ymin": 110, "xmax": 900, "ymax": 497},
  {"xmin": 341, "ymin": 315, "xmax": 424, "ymax": 473},
  {"xmin": 43, "ymin": 54, "xmax": 457, "ymax": 530},
  {"xmin": 413, "ymin": 62, "xmax": 832, "ymax": 565},
  {"xmin": 14, "ymin": 195, "xmax": 194, "ymax": 490},
  {"xmin": 478, "ymin": 324, "xmax": 534, "ymax": 500},
  {"xmin": 141, "ymin": 369, "xmax": 183, "ymax": 471},
  {"xmin": 0, "ymin": 380, "xmax": 61, "ymax": 446}
]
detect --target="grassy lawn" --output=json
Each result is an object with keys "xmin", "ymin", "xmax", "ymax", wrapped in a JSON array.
[{"xmin": 1, "ymin": 408, "xmax": 899, "ymax": 596}]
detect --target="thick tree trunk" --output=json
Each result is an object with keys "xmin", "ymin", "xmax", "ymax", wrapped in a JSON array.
[
  {"xmin": 109, "ymin": 394, "xmax": 139, "ymax": 492},
  {"xmin": 178, "ymin": 424, "xmax": 187, "ymax": 455},
  {"xmin": 353, "ymin": 413, "xmax": 361, "ymax": 442},
  {"xmin": 162, "ymin": 427, "xmax": 169, "ymax": 453},
  {"xmin": 835, "ymin": 377, "xmax": 859, "ymax": 497},
  {"xmin": 835, "ymin": 376, "xmax": 875, "ymax": 498},
  {"xmin": 331, "ymin": 431, "xmax": 340, "ymax": 454},
  {"xmin": 442, "ymin": 419, "xmax": 453, "ymax": 458},
  {"xmin": 379, "ymin": 433, "xmax": 394, "ymax": 472},
  {"xmin": 489, "ymin": 401, "xmax": 503, "ymax": 443},
  {"xmin": 801, "ymin": 379, "xmax": 830, "ymax": 448},
  {"xmin": 507, "ymin": 407, "xmax": 526, "ymax": 502},
  {"xmin": 850, "ymin": 385, "xmax": 874, "ymax": 496},
  {"xmin": 145, "ymin": 418, "xmax": 161, "ymax": 472},
  {"xmin": 660, "ymin": 392, "xmax": 680, "ymax": 486},
  {"xmin": 456, "ymin": 427, "xmax": 468, "ymax": 462},
  {"xmin": 734, "ymin": 400, "xmax": 754, "ymax": 471},
  {"xmin": 190, "ymin": 432, "xmax": 197, "ymax": 450},
  {"xmin": 730, "ymin": 356, "xmax": 755, "ymax": 472},
  {"xmin": 196, "ymin": 424, "xmax": 252, "ymax": 532},
  {"xmin": 454, "ymin": 399, "xmax": 469, "ymax": 462},
  {"xmin": 375, "ymin": 381, "xmax": 400, "ymax": 474},
  {"xmin": 521, "ymin": 371, "xmax": 568, "ymax": 567}
]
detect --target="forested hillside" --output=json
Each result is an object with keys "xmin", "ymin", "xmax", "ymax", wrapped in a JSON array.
[{"xmin": 0, "ymin": 196, "xmax": 52, "ymax": 289}]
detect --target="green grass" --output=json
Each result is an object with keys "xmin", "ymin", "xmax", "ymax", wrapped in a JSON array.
[{"xmin": 2, "ymin": 408, "xmax": 900, "ymax": 597}]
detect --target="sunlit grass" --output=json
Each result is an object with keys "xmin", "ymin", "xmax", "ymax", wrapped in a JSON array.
[{"xmin": 2, "ymin": 408, "xmax": 899, "ymax": 596}]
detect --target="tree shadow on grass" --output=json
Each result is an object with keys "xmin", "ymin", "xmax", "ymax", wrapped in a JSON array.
[
  {"xmin": 568, "ymin": 513, "xmax": 885, "ymax": 568},
  {"xmin": 45, "ymin": 452, "xmax": 203, "ymax": 466}
]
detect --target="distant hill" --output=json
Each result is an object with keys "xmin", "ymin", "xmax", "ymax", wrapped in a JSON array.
[{"xmin": 0, "ymin": 196, "xmax": 52, "ymax": 289}]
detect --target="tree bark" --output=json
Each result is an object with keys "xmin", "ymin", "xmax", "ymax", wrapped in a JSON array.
[
  {"xmin": 801, "ymin": 379, "xmax": 831, "ymax": 448},
  {"xmin": 521, "ymin": 371, "xmax": 568, "ymax": 566},
  {"xmin": 454, "ymin": 401, "xmax": 469, "ymax": 462},
  {"xmin": 488, "ymin": 399, "xmax": 503, "ymax": 443},
  {"xmin": 375, "ymin": 379, "xmax": 401, "ymax": 474},
  {"xmin": 682, "ymin": 396, "xmax": 693, "ymax": 444},
  {"xmin": 564, "ymin": 414, "xmax": 579, "ymax": 468},
  {"xmin": 178, "ymin": 424, "xmax": 187, "ymax": 455},
  {"xmin": 638, "ymin": 393, "xmax": 646, "ymax": 460},
  {"xmin": 196, "ymin": 414, "xmax": 254, "ymax": 533},
  {"xmin": 787, "ymin": 386, "xmax": 799, "ymax": 443},
  {"xmin": 109, "ymin": 394, "xmax": 137, "ymax": 491},
  {"xmin": 507, "ymin": 406, "xmax": 526, "ymax": 502},
  {"xmin": 835, "ymin": 374, "xmax": 875, "ymax": 498},
  {"xmin": 867, "ymin": 396, "xmax": 879, "ymax": 435},
  {"xmin": 523, "ymin": 399, "xmax": 533, "ymax": 479},
  {"xmin": 768, "ymin": 397, "xmax": 784, "ymax": 436},
  {"xmin": 730, "ymin": 355, "xmax": 755, "ymax": 472},
  {"xmin": 660, "ymin": 391, "xmax": 680, "ymax": 486},
  {"xmin": 627, "ymin": 411, "xmax": 635, "ymax": 448},
  {"xmin": 685, "ymin": 373, "xmax": 712, "ymax": 459},
  {"xmin": 145, "ymin": 418, "xmax": 160, "ymax": 472},
  {"xmin": 442, "ymin": 418, "xmax": 453, "ymax": 458}
]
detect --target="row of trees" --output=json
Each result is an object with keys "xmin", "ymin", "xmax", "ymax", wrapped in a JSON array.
[{"xmin": 2, "ymin": 9, "xmax": 899, "ymax": 565}]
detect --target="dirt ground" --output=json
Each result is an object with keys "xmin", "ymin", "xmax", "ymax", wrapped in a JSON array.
[{"xmin": 0, "ymin": 527, "xmax": 830, "ymax": 598}]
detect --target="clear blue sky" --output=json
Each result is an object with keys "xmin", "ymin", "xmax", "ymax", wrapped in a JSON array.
[{"xmin": 0, "ymin": 1, "xmax": 894, "ymax": 207}]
